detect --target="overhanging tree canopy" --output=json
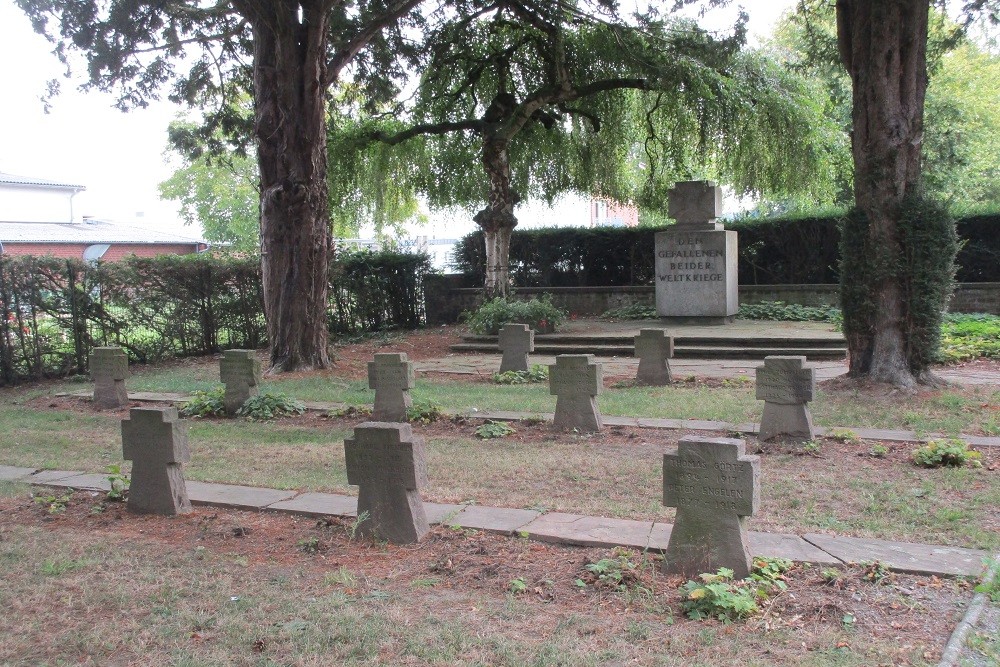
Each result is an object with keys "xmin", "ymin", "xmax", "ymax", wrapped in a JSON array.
[
  {"xmin": 17, "ymin": 0, "xmax": 427, "ymax": 372},
  {"xmin": 360, "ymin": 2, "xmax": 838, "ymax": 295}
]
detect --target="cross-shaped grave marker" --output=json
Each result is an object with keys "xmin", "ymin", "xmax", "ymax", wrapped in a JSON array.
[
  {"xmin": 549, "ymin": 354, "xmax": 603, "ymax": 432},
  {"xmin": 367, "ymin": 353, "xmax": 415, "ymax": 422},
  {"xmin": 121, "ymin": 407, "xmax": 192, "ymax": 516},
  {"xmin": 755, "ymin": 355, "xmax": 816, "ymax": 442},
  {"xmin": 634, "ymin": 328, "xmax": 674, "ymax": 386},
  {"xmin": 662, "ymin": 436, "xmax": 760, "ymax": 578},
  {"xmin": 344, "ymin": 422, "xmax": 429, "ymax": 544},
  {"xmin": 220, "ymin": 349, "xmax": 262, "ymax": 414},
  {"xmin": 91, "ymin": 346, "xmax": 129, "ymax": 409},
  {"xmin": 498, "ymin": 323, "xmax": 535, "ymax": 374}
]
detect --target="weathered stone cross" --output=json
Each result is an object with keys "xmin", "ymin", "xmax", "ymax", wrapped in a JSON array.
[
  {"xmin": 344, "ymin": 422, "xmax": 429, "ymax": 544},
  {"xmin": 755, "ymin": 355, "xmax": 816, "ymax": 442},
  {"xmin": 498, "ymin": 323, "xmax": 535, "ymax": 374},
  {"xmin": 121, "ymin": 407, "xmax": 192, "ymax": 516},
  {"xmin": 634, "ymin": 328, "xmax": 674, "ymax": 385},
  {"xmin": 367, "ymin": 353, "xmax": 415, "ymax": 422},
  {"xmin": 662, "ymin": 436, "xmax": 760, "ymax": 578},
  {"xmin": 220, "ymin": 349, "xmax": 262, "ymax": 414},
  {"xmin": 549, "ymin": 354, "xmax": 603, "ymax": 432},
  {"xmin": 91, "ymin": 346, "xmax": 129, "ymax": 409}
]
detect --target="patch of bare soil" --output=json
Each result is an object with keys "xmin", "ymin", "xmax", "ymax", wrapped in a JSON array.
[{"xmin": 0, "ymin": 489, "xmax": 976, "ymax": 666}]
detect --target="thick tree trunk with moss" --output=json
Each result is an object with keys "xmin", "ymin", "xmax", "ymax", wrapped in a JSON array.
[
  {"xmin": 244, "ymin": 0, "xmax": 332, "ymax": 372},
  {"xmin": 837, "ymin": 0, "xmax": 929, "ymax": 387},
  {"xmin": 474, "ymin": 136, "xmax": 520, "ymax": 298}
]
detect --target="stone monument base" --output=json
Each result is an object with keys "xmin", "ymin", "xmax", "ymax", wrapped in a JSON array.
[{"xmin": 659, "ymin": 315, "xmax": 735, "ymax": 326}]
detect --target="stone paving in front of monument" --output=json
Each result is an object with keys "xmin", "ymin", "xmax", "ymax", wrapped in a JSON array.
[{"xmin": 0, "ymin": 464, "xmax": 989, "ymax": 579}]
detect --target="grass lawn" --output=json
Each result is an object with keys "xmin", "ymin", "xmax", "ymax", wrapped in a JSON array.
[{"xmin": 0, "ymin": 482, "xmax": 978, "ymax": 667}]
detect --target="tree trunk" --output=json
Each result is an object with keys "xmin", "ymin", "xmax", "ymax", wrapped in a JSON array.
[
  {"xmin": 474, "ymin": 136, "xmax": 519, "ymax": 298},
  {"xmin": 244, "ymin": 0, "xmax": 332, "ymax": 372},
  {"xmin": 837, "ymin": 0, "xmax": 929, "ymax": 388}
]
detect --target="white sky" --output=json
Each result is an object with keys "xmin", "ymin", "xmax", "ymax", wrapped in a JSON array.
[{"xmin": 0, "ymin": 1, "xmax": 797, "ymax": 237}]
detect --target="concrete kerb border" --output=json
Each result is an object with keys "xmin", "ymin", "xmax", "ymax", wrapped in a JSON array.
[{"xmin": 936, "ymin": 552, "xmax": 1000, "ymax": 667}]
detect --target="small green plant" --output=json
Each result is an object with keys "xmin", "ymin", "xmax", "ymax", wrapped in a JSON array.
[
  {"xmin": 911, "ymin": 438, "xmax": 983, "ymax": 468},
  {"xmin": 827, "ymin": 428, "xmax": 860, "ymax": 444},
  {"xmin": 348, "ymin": 510, "xmax": 371, "ymax": 541},
  {"xmin": 327, "ymin": 405, "xmax": 372, "ymax": 419},
  {"xmin": 106, "ymin": 464, "xmax": 129, "ymax": 501},
  {"xmin": 974, "ymin": 558, "xmax": 1000, "ymax": 602},
  {"xmin": 680, "ymin": 568, "xmax": 760, "ymax": 622},
  {"xmin": 508, "ymin": 577, "xmax": 528, "ymax": 594},
  {"xmin": 492, "ymin": 364, "xmax": 549, "ymax": 384},
  {"xmin": 179, "ymin": 387, "xmax": 227, "ymax": 418},
  {"xmin": 801, "ymin": 440, "xmax": 822, "ymax": 456},
  {"xmin": 33, "ymin": 492, "xmax": 72, "ymax": 514},
  {"xmin": 868, "ymin": 443, "xmax": 889, "ymax": 458},
  {"xmin": 237, "ymin": 393, "xmax": 305, "ymax": 421},
  {"xmin": 407, "ymin": 400, "xmax": 444, "ymax": 424},
  {"xmin": 463, "ymin": 294, "xmax": 567, "ymax": 335},
  {"xmin": 681, "ymin": 558, "xmax": 791, "ymax": 623},
  {"xmin": 859, "ymin": 560, "xmax": 892, "ymax": 584},
  {"xmin": 297, "ymin": 536, "xmax": 321, "ymax": 554},
  {"xmin": 721, "ymin": 375, "xmax": 753, "ymax": 388},
  {"xmin": 580, "ymin": 548, "xmax": 648, "ymax": 594},
  {"xmin": 820, "ymin": 568, "xmax": 843, "ymax": 585},
  {"xmin": 520, "ymin": 414, "xmax": 547, "ymax": 426},
  {"xmin": 475, "ymin": 420, "xmax": 517, "ymax": 439}
]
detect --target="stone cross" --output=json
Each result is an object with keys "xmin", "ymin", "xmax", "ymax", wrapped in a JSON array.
[
  {"xmin": 220, "ymin": 349, "xmax": 262, "ymax": 414},
  {"xmin": 91, "ymin": 346, "xmax": 129, "ymax": 409},
  {"xmin": 634, "ymin": 328, "xmax": 674, "ymax": 385},
  {"xmin": 367, "ymin": 353, "xmax": 415, "ymax": 422},
  {"xmin": 498, "ymin": 323, "xmax": 535, "ymax": 374},
  {"xmin": 549, "ymin": 354, "xmax": 603, "ymax": 432},
  {"xmin": 668, "ymin": 180, "xmax": 724, "ymax": 231},
  {"xmin": 121, "ymin": 407, "xmax": 192, "ymax": 516},
  {"xmin": 755, "ymin": 355, "xmax": 816, "ymax": 442},
  {"xmin": 344, "ymin": 422, "xmax": 429, "ymax": 544},
  {"xmin": 662, "ymin": 436, "xmax": 760, "ymax": 578}
]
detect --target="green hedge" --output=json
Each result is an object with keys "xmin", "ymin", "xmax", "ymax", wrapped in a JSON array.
[
  {"xmin": 451, "ymin": 212, "xmax": 1000, "ymax": 286},
  {"xmin": 0, "ymin": 249, "xmax": 431, "ymax": 386}
]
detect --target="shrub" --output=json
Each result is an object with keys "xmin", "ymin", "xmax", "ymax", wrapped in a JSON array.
[
  {"xmin": 492, "ymin": 365, "xmax": 549, "ymax": 384},
  {"xmin": 737, "ymin": 301, "xmax": 841, "ymax": 323},
  {"xmin": 937, "ymin": 313, "xmax": 1000, "ymax": 362},
  {"xmin": 474, "ymin": 420, "xmax": 517, "ymax": 439},
  {"xmin": 407, "ymin": 400, "xmax": 444, "ymax": 424},
  {"xmin": 911, "ymin": 438, "xmax": 982, "ymax": 468},
  {"xmin": 236, "ymin": 393, "xmax": 305, "ymax": 421},
  {"xmin": 179, "ymin": 387, "xmax": 227, "ymax": 418},
  {"xmin": 463, "ymin": 295, "xmax": 567, "ymax": 335}
]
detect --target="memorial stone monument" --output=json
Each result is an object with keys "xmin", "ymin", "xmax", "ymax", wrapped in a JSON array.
[
  {"xmin": 498, "ymin": 323, "xmax": 535, "ymax": 374},
  {"xmin": 634, "ymin": 328, "xmax": 674, "ymax": 385},
  {"xmin": 662, "ymin": 436, "xmax": 760, "ymax": 578},
  {"xmin": 368, "ymin": 353, "xmax": 415, "ymax": 422},
  {"xmin": 220, "ymin": 349, "xmax": 262, "ymax": 414},
  {"xmin": 654, "ymin": 181, "xmax": 738, "ymax": 323},
  {"xmin": 121, "ymin": 407, "xmax": 192, "ymax": 516},
  {"xmin": 344, "ymin": 422, "xmax": 430, "ymax": 544},
  {"xmin": 91, "ymin": 346, "xmax": 129, "ymax": 409},
  {"xmin": 549, "ymin": 354, "xmax": 603, "ymax": 432},
  {"xmin": 756, "ymin": 355, "xmax": 816, "ymax": 442}
]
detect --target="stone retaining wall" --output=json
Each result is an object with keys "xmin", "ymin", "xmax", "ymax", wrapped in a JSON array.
[{"xmin": 424, "ymin": 275, "xmax": 1000, "ymax": 324}]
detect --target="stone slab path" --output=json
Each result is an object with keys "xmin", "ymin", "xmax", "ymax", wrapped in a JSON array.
[{"xmin": 4, "ymin": 466, "xmax": 989, "ymax": 578}]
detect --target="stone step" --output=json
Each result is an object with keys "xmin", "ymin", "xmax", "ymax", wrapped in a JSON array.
[
  {"xmin": 460, "ymin": 334, "xmax": 847, "ymax": 348},
  {"xmin": 449, "ymin": 342, "xmax": 847, "ymax": 360}
]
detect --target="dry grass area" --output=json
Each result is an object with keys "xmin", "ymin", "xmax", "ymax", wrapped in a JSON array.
[{"xmin": 0, "ymin": 486, "xmax": 978, "ymax": 667}]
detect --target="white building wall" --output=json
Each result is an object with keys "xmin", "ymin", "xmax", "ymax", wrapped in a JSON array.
[{"xmin": 0, "ymin": 184, "xmax": 78, "ymax": 223}]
